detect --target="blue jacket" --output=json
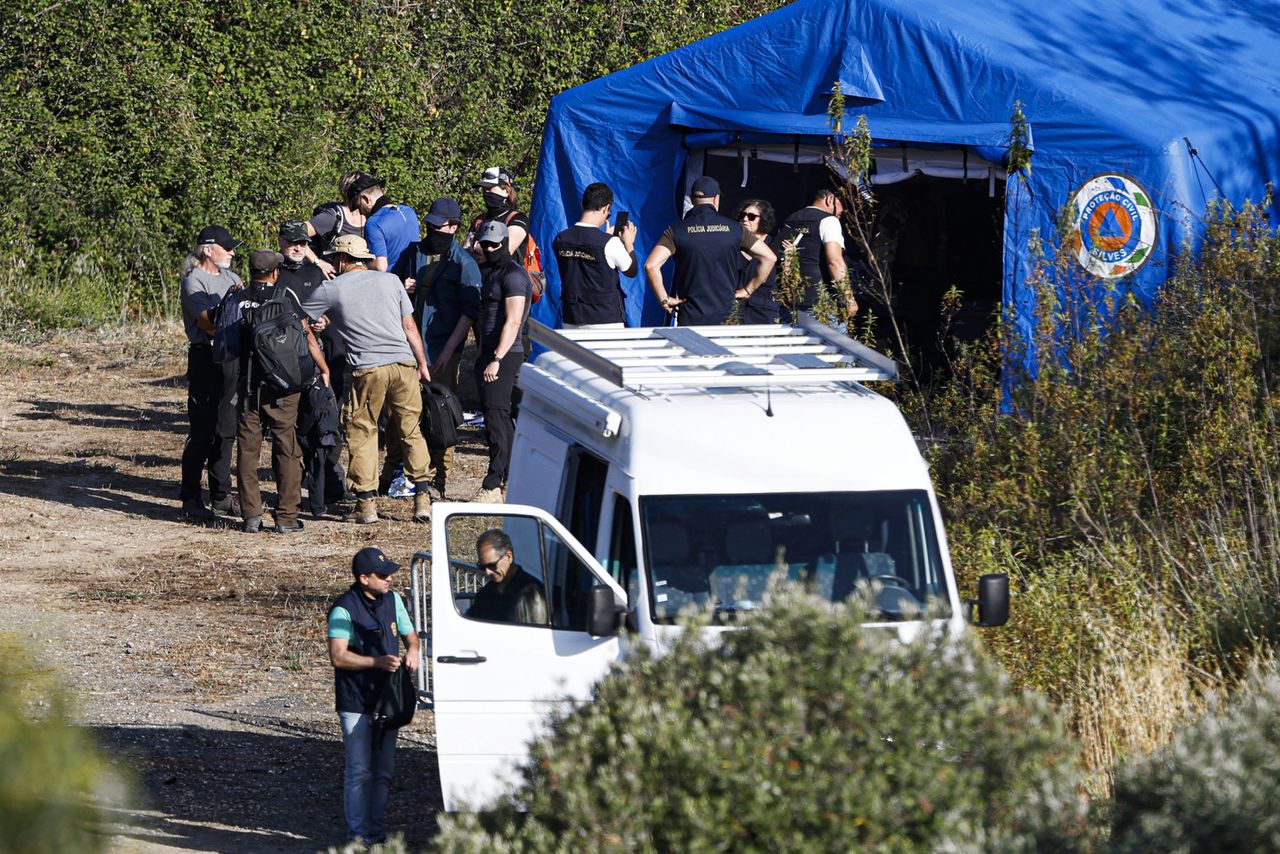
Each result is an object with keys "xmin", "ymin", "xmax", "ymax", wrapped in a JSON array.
[{"xmin": 413, "ymin": 239, "xmax": 482, "ymax": 362}]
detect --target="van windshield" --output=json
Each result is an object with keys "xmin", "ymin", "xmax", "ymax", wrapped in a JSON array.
[{"xmin": 639, "ymin": 490, "xmax": 951, "ymax": 624}]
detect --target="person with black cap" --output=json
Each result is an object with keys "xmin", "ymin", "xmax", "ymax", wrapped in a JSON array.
[
  {"xmin": 386, "ymin": 197, "xmax": 482, "ymax": 498},
  {"xmin": 473, "ymin": 219, "xmax": 531, "ymax": 502},
  {"xmin": 644, "ymin": 176, "xmax": 776, "ymax": 326},
  {"xmin": 308, "ymin": 170, "xmax": 368, "ymax": 276},
  {"xmin": 464, "ymin": 166, "xmax": 530, "ymax": 267},
  {"xmin": 350, "ymin": 174, "xmax": 420, "ymax": 281},
  {"xmin": 234, "ymin": 250, "xmax": 330, "ymax": 534},
  {"xmin": 552, "ymin": 181, "xmax": 638, "ymax": 328},
  {"xmin": 178, "ymin": 225, "xmax": 244, "ymax": 520},
  {"xmin": 278, "ymin": 220, "xmax": 350, "ymax": 518},
  {"xmin": 780, "ymin": 187, "xmax": 857, "ymax": 319},
  {"xmin": 327, "ymin": 546, "xmax": 419, "ymax": 847}
]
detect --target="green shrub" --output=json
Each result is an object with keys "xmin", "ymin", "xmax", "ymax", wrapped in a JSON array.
[
  {"xmin": 0, "ymin": 638, "xmax": 112, "ymax": 853},
  {"xmin": 0, "ymin": 0, "xmax": 786, "ymax": 332},
  {"xmin": 1107, "ymin": 661, "xmax": 1280, "ymax": 851},
  {"xmin": 431, "ymin": 589, "xmax": 1089, "ymax": 852}
]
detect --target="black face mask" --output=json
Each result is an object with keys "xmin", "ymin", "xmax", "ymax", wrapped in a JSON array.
[
  {"xmin": 424, "ymin": 229, "xmax": 454, "ymax": 256},
  {"xmin": 483, "ymin": 191, "xmax": 510, "ymax": 214},
  {"xmin": 482, "ymin": 246, "xmax": 512, "ymax": 269}
]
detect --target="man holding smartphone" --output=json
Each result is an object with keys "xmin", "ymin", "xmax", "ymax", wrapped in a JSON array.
[{"xmin": 552, "ymin": 182, "xmax": 637, "ymax": 329}]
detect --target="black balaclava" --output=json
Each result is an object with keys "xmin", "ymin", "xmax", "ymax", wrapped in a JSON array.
[
  {"xmin": 482, "ymin": 243, "xmax": 512, "ymax": 270},
  {"xmin": 424, "ymin": 227, "xmax": 454, "ymax": 256},
  {"xmin": 484, "ymin": 190, "xmax": 511, "ymax": 217}
]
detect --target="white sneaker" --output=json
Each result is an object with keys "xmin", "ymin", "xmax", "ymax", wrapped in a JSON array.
[{"xmin": 473, "ymin": 487, "xmax": 503, "ymax": 504}]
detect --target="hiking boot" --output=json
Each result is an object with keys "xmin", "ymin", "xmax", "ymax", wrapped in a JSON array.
[
  {"xmin": 182, "ymin": 498, "xmax": 211, "ymax": 520},
  {"xmin": 242, "ymin": 516, "xmax": 262, "ymax": 534},
  {"xmin": 347, "ymin": 498, "xmax": 379, "ymax": 525},
  {"xmin": 274, "ymin": 519, "xmax": 305, "ymax": 534},
  {"xmin": 413, "ymin": 492, "xmax": 431, "ymax": 523},
  {"xmin": 473, "ymin": 487, "xmax": 503, "ymax": 504},
  {"xmin": 210, "ymin": 495, "xmax": 241, "ymax": 518}
]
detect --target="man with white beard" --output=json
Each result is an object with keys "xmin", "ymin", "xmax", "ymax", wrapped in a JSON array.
[{"xmin": 178, "ymin": 224, "xmax": 244, "ymax": 520}]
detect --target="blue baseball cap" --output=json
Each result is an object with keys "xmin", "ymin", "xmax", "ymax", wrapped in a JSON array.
[{"xmin": 424, "ymin": 197, "xmax": 462, "ymax": 227}]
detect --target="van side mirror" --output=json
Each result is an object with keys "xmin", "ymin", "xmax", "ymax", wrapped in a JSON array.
[
  {"xmin": 967, "ymin": 573, "xmax": 1009, "ymax": 627},
  {"xmin": 587, "ymin": 586, "xmax": 625, "ymax": 637}
]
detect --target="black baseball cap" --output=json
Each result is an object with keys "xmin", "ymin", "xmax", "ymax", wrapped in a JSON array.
[
  {"xmin": 278, "ymin": 220, "xmax": 311, "ymax": 244},
  {"xmin": 691, "ymin": 176, "xmax": 721, "ymax": 199},
  {"xmin": 249, "ymin": 249, "xmax": 283, "ymax": 275},
  {"xmin": 352, "ymin": 547, "xmax": 401, "ymax": 577},
  {"xmin": 196, "ymin": 225, "xmax": 242, "ymax": 250},
  {"xmin": 424, "ymin": 197, "xmax": 462, "ymax": 227},
  {"xmin": 348, "ymin": 174, "xmax": 386, "ymax": 197}
]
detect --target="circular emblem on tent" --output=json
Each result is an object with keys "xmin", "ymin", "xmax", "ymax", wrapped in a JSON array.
[{"xmin": 1068, "ymin": 174, "xmax": 1157, "ymax": 278}]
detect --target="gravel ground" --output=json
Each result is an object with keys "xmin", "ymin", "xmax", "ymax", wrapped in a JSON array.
[{"xmin": 0, "ymin": 324, "xmax": 492, "ymax": 852}]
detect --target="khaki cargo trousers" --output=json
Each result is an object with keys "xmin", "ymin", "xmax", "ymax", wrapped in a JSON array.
[{"xmin": 343, "ymin": 362, "xmax": 430, "ymax": 496}]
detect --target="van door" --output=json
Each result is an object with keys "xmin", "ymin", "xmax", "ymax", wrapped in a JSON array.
[{"xmin": 430, "ymin": 501, "xmax": 627, "ymax": 811}]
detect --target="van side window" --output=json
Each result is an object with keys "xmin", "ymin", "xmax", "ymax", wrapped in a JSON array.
[
  {"xmin": 564, "ymin": 449, "xmax": 609, "ymax": 554},
  {"xmin": 445, "ymin": 512, "xmax": 611, "ymax": 632},
  {"xmin": 607, "ymin": 494, "xmax": 638, "ymax": 601}
]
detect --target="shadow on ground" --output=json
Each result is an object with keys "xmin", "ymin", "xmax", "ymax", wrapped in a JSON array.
[{"xmin": 95, "ymin": 720, "xmax": 442, "ymax": 852}]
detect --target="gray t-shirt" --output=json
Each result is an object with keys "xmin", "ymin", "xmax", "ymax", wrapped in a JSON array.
[
  {"xmin": 310, "ymin": 268, "xmax": 415, "ymax": 369},
  {"xmin": 180, "ymin": 266, "xmax": 243, "ymax": 344}
]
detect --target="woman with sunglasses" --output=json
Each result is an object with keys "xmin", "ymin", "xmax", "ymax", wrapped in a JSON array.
[{"xmin": 733, "ymin": 199, "xmax": 782, "ymax": 323}]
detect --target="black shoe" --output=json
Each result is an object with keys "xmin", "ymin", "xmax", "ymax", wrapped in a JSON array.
[
  {"xmin": 274, "ymin": 520, "xmax": 305, "ymax": 534},
  {"xmin": 182, "ymin": 499, "xmax": 211, "ymax": 520},
  {"xmin": 242, "ymin": 516, "xmax": 263, "ymax": 533},
  {"xmin": 311, "ymin": 505, "xmax": 328, "ymax": 520},
  {"xmin": 211, "ymin": 495, "xmax": 241, "ymax": 518}
]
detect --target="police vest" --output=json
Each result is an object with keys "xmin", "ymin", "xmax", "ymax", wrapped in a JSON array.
[
  {"xmin": 554, "ymin": 225, "xmax": 624, "ymax": 326},
  {"xmin": 670, "ymin": 204, "xmax": 746, "ymax": 326},
  {"xmin": 330, "ymin": 584, "xmax": 400, "ymax": 714},
  {"xmin": 782, "ymin": 207, "xmax": 838, "ymax": 308}
]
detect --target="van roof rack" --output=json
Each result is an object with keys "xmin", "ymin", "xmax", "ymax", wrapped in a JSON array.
[{"xmin": 529, "ymin": 313, "xmax": 898, "ymax": 391}]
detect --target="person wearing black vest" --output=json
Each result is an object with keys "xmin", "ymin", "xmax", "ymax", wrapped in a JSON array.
[
  {"xmin": 327, "ymin": 547, "xmax": 419, "ymax": 847},
  {"xmin": 277, "ymin": 220, "xmax": 349, "ymax": 517},
  {"xmin": 553, "ymin": 182, "xmax": 638, "ymax": 328},
  {"xmin": 645, "ymin": 176, "xmax": 776, "ymax": 326},
  {"xmin": 780, "ymin": 188, "xmax": 858, "ymax": 319},
  {"xmin": 234, "ymin": 250, "xmax": 330, "ymax": 534}
]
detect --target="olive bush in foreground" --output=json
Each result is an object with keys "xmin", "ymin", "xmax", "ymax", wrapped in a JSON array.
[
  {"xmin": 0, "ymin": 638, "xmax": 111, "ymax": 853},
  {"xmin": 431, "ymin": 589, "xmax": 1089, "ymax": 852},
  {"xmin": 1107, "ymin": 662, "xmax": 1280, "ymax": 851}
]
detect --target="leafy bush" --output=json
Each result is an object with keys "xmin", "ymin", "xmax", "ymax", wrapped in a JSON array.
[
  {"xmin": 431, "ymin": 589, "xmax": 1089, "ymax": 852},
  {"xmin": 0, "ymin": 0, "xmax": 785, "ymax": 332},
  {"xmin": 1107, "ymin": 661, "xmax": 1280, "ymax": 851},
  {"xmin": 0, "ymin": 637, "xmax": 112, "ymax": 853},
  {"xmin": 911, "ymin": 195, "xmax": 1280, "ymax": 783}
]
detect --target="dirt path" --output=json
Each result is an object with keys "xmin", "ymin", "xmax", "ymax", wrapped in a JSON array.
[{"xmin": 0, "ymin": 324, "xmax": 485, "ymax": 851}]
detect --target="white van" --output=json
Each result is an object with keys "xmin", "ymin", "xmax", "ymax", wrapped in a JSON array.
[{"xmin": 410, "ymin": 316, "xmax": 1008, "ymax": 810}]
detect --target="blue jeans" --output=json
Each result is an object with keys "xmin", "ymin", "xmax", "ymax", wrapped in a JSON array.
[{"xmin": 339, "ymin": 711, "xmax": 398, "ymax": 843}]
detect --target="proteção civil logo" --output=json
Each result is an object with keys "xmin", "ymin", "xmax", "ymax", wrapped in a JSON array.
[{"xmin": 1068, "ymin": 174, "xmax": 1157, "ymax": 279}]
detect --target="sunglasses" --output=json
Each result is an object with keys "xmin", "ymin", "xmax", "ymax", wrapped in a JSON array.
[
  {"xmin": 479, "ymin": 242, "xmax": 503, "ymax": 250},
  {"xmin": 738, "ymin": 212, "xmax": 761, "ymax": 222},
  {"xmin": 479, "ymin": 560, "xmax": 501, "ymax": 572}
]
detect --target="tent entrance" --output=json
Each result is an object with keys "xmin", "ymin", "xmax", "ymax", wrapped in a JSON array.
[{"xmin": 697, "ymin": 144, "xmax": 1005, "ymax": 373}]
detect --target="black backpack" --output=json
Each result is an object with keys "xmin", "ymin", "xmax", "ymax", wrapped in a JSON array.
[
  {"xmin": 244, "ymin": 289, "xmax": 316, "ymax": 395},
  {"xmin": 372, "ymin": 665, "xmax": 417, "ymax": 733},
  {"xmin": 211, "ymin": 288, "xmax": 245, "ymax": 364},
  {"xmin": 421, "ymin": 382, "xmax": 464, "ymax": 449}
]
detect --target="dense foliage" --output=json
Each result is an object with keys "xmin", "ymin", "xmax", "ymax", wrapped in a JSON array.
[
  {"xmin": 0, "ymin": 638, "xmax": 112, "ymax": 853},
  {"xmin": 917, "ymin": 195, "xmax": 1280, "ymax": 783},
  {"xmin": 0, "ymin": 0, "xmax": 785, "ymax": 332},
  {"xmin": 431, "ymin": 589, "xmax": 1089, "ymax": 852},
  {"xmin": 1108, "ymin": 661, "xmax": 1280, "ymax": 850}
]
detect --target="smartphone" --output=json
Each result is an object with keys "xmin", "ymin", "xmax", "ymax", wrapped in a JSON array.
[{"xmin": 615, "ymin": 211, "xmax": 630, "ymax": 231}]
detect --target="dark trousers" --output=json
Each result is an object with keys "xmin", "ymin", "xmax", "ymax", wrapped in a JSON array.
[
  {"xmin": 300, "ymin": 432, "xmax": 346, "ymax": 514},
  {"xmin": 475, "ymin": 350, "xmax": 523, "ymax": 490},
  {"xmin": 180, "ymin": 344, "xmax": 236, "ymax": 503},
  {"xmin": 236, "ymin": 390, "xmax": 302, "ymax": 526}
]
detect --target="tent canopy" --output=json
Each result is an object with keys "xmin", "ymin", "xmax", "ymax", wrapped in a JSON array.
[{"xmin": 530, "ymin": 0, "xmax": 1280, "ymax": 348}]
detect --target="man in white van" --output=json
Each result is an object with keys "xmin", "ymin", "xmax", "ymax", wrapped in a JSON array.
[{"xmin": 466, "ymin": 529, "xmax": 547, "ymax": 625}]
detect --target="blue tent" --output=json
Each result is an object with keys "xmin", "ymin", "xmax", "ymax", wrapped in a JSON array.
[{"xmin": 529, "ymin": 0, "xmax": 1280, "ymax": 354}]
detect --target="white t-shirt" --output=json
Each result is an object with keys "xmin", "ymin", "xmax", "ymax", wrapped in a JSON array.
[
  {"xmin": 818, "ymin": 214, "xmax": 846, "ymax": 248},
  {"xmin": 575, "ymin": 222, "xmax": 633, "ymax": 270}
]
